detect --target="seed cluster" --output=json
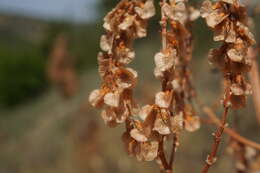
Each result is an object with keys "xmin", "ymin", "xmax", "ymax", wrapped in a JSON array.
[
  {"xmin": 88, "ymin": 0, "xmax": 257, "ymax": 172},
  {"xmin": 89, "ymin": 0, "xmax": 155, "ymax": 126},
  {"xmin": 201, "ymin": 0, "xmax": 256, "ymax": 109},
  {"xmin": 122, "ymin": 0, "xmax": 201, "ymax": 163}
]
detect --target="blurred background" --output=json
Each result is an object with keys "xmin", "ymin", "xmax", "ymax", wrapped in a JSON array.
[{"xmin": 0, "ymin": 0, "xmax": 259, "ymax": 173}]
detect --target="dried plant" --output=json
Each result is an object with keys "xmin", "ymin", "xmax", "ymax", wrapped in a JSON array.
[
  {"xmin": 200, "ymin": 0, "xmax": 256, "ymax": 172},
  {"xmin": 89, "ymin": 0, "xmax": 260, "ymax": 172},
  {"xmin": 47, "ymin": 34, "xmax": 78, "ymax": 98}
]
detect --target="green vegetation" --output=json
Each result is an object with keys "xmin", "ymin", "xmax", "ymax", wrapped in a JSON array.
[{"xmin": 0, "ymin": 43, "xmax": 47, "ymax": 107}]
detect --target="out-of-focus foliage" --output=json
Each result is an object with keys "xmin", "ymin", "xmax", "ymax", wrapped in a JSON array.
[
  {"xmin": 0, "ymin": 14, "xmax": 102, "ymax": 107},
  {"xmin": 0, "ymin": 43, "xmax": 46, "ymax": 107}
]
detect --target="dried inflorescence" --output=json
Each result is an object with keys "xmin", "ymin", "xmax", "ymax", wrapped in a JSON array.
[
  {"xmin": 89, "ymin": 0, "xmax": 259, "ymax": 172},
  {"xmin": 47, "ymin": 34, "xmax": 78, "ymax": 98},
  {"xmin": 122, "ymin": 0, "xmax": 200, "ymax": 168},
  {"xmin": 201, "ymin": 0, "xmax": 256, "ymax": 109},
  {"xmin": 89, "ymin": 0, "xmax": 200, "ymax": 170},
  {"xmin": 200, "ymin": 1, "xmax": 256, "ymax": 172},
  {"xmin": 89, "ymin": 0, "xmax": 155, "ymax": 126}
]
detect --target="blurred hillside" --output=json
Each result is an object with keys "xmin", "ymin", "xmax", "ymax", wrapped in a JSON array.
[{"xmin": 0, "ymin": 12, "xmax": 102, "ymax": 107}]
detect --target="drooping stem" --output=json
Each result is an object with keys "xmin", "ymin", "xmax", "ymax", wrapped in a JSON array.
[
  {"xmin": 158, "ymin": 136, "xmax": 171, "ymax": 172},
  {"xmin": 169, "ymin": 134, "xmax": 177, "ymax": 169},
  {"xmin": 160, "ymin": 0, "xmax": 167, "ymax": 51},
  {"xmin": 201, "ymin": 107, "xmax": 229, "ymax": 173},
  {"xmin": 203, "ymin": 106, "xmax": 260, "ymax": 150}
]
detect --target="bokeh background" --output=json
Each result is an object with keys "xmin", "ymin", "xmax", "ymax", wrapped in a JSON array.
[{"xmin": 0, "ymin": 0, "xmax": 260, "ymax": 173}]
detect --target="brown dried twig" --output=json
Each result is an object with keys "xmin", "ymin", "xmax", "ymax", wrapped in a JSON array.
[
  {"xmin": 203, "ymin": 106, "xmax": 260, "ymax": 151},
  {"xmin": 201, "ymin": 107, "xmax": 229, "ymax": 173}
]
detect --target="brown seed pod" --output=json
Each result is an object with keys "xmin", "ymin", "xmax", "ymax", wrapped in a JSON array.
[
  {"xmin": 89, "ymin": 0, "xmax": 155, "ymax": 126},
  {"xmin": 201, "ymin": 0, "xmax": 255, "ymax": 109},
  {"xmin": 90, "ymin": 0, "xmax": 200, "ymax": 171}
]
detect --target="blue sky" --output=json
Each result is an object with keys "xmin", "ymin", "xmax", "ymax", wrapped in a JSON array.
[{"xmin": 0, "ymin": 0, "xmax": 97, "ymax": 22}]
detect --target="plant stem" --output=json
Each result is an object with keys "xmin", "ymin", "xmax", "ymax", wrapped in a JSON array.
[
  {"xmin": 201, "ymin": 107, "xmax": 229, "ymax": 173},
  {"xmin": 203, "ymin": 106, "xmax": 260, "ymax": 150},
  {"xmin": 169, "ymin": 134, "xmax": 177, "ymax": 169},
  {"xmin": 158, "ymin": 137, "xmax": 171, "ymax": 172}
]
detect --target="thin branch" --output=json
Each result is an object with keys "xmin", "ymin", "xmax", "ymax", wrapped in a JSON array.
[
  {"xmin": 203, "ymin": 106, "xmax": 260, "ymax": 150},
  {"xmin": 160, "ymin": 0, "xmax": 167, "ymax": 51},
  {"xmin": 169, "ymin": 134, "xmax": 177, "ymax": 169},
  {"xmin": 248, "ymin": 47, "xmax": 260, "ymax": 125},
  {"xmin": 201, "ymin": 107, "xmax": 229, "ymax": 173},
  {"xmin": 158, "ymin": 137, "xmax": 171, "ymax": 172}
]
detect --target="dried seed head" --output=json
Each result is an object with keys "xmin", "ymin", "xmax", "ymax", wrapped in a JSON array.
[
  {"xmin": 89, "ymin": 89, "xmax": 104, "ymax": 108},
  {"xmin": 230, "ymin": 84, "xmax": 244, "ymax": 96},
  {"xmin": 155, "ymin": 91, "xmax": 172, "ymax": 108},
  {"xmin": 153, "ymin": 116, "xmax": 171, "ymax": 135},
  {"xmin": 104, "ymin": 92, "xmax": 120, "ymax": 107},
  {"xmin": 202, "ymin": 0, "xmax": 255, "ymax": 109},
  {"xmin": 115, "ymin": 68, "xmax": 138, "ymax": 89},
  {"xmin": 130, "ymin": 129, "xmax": 148, "ymax": 142},
  {"xmin": 135, "ymin": 0, "xmax": 155, "ymax": 19},
  {"xmin": 200, "ymin": 0, "xmax": 213, "ymax": 18},
  {"xmin": 100, "ymin": 35, "xmax": 113, "ymax": 52},
  {"xmin": 137, "ymin": 141, "xmax": 159, "ymax": 161},
  {"xmin": 221, "ymin": 0, "xmax": 236, "ymax": 4},
  {"xmin": 170, "ymin": 112, "xmax": 184, "ymax": 133},
  {"xmin": 154, "ymin": 50, "xmax": 177, "ymax": 72},
  {"xmin": 101, "ymin": 108, "xmax": 117, "ymax": 126},
  {"xmin": 139, "ymin": 105, "xmax": 154, "ymax": 121},
  {"xmin": 119, "ymin": 14, "xmax": 135, "ymax": 30},
  {"xmin": 227, "ymin": 48, "xmax": 244, "ymax": 62}
]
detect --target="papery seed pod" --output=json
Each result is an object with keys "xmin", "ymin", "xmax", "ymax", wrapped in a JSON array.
[
  {"xmin": 201, "ymin": 0, "xmax": 255, "ymax": 109},
  {"xmin": 89, "ymin": 0, "xmax": 200, "ymax": 168},
  {"xmin": 130, "ymin": 129, "xmax": 148, "ymax": 142},
  {"xmin": 89, "ymin": 0, "xmax": 155, "ymax": 125}
]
